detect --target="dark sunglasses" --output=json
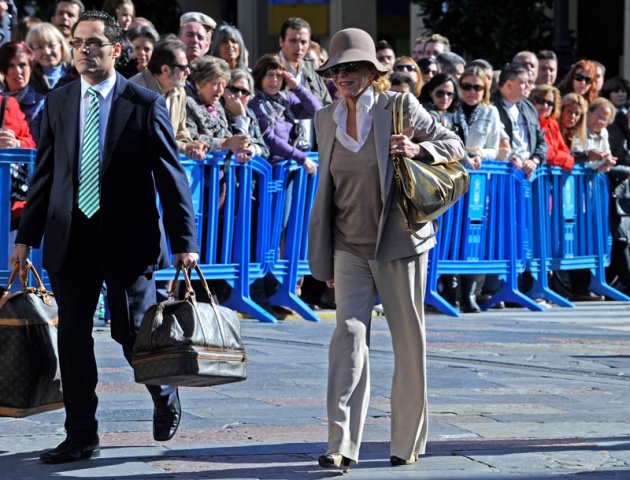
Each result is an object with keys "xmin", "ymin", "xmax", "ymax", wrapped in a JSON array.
[
  {"xmin": 420, "ymin": 67, "xmax": 437, "ymax": 75},
  {"xmin": 434, "ymin": 90, "xmax": 455, "ymax": 98},
  {"xmin": 171, "ymin": 63, "xmax": 191, "ymax": 71},
  {"xmin": 227, "ymin": 85, "xmax": 251, "ymax": 96},
  {"xmin": 326, "ymin": 62, "xmax": 363, "ymax": 77},
  {"xmin": 394, "ymin": 64, "xmax": 417, "ymax": 73},
  {"xmin": 535, "ymin": 98, "xmax": 555, "ymax": 108},
  {"xmin": 461, "ymin": 83, "xmax": 484, "ymax": 92},
  {"xmin": 574, "ymin": 73, "xmax": 592, "ymax": 84}
]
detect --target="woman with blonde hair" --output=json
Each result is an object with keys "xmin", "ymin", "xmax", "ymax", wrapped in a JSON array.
[
  {"xmin": 309, "ymin": 28, "xmax": 464, "ymax": 471},
  {"xmin": 531, "ymin": 84, "xmax": 574, "ymax": 171},
  {"xmin": 559, "ymin": 93, "xmax": 588, "ymax": 153},
  {"xmin": 25, "ymin": 22, "xmax": 71, "ymax": 94}
]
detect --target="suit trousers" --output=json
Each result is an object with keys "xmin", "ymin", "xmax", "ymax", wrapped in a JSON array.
[
  {"xmin": 327, "ymin": 249, "xmax": 428, "ymax": 463},
  {"xmin": 48, "ymin": 210, "xmax": 177, "ymax": 439}
]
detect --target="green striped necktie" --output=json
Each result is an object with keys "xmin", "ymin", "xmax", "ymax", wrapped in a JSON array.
[{"xmin": 78, "ymin": 86, "xmax": 100, "ymax": 218}]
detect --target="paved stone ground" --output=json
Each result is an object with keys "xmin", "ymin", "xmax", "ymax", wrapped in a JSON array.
[{"xmin": 2, "ymin": 302, "xmax": 630, "ymax": 479}]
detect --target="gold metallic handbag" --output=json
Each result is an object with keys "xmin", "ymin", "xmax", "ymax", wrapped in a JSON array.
[{"xmin": 391, "ymin": 92, "xmax": 470, "ymax": 239}]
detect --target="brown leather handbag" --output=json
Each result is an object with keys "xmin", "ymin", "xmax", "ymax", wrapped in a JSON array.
[
  {"xmin": 0, "ymin": 264, "xmax": 63, "ymax": 417},
  {"xmin": 391, "ymin": 92, "xmax": 470, "ymax": 239},
  {"xmin": 133, "ymin": 265, "xmax": 247, "ymax": 387}
]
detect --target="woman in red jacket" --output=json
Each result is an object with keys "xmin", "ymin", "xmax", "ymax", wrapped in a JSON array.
[
  {"xmin": 531, "ymin": 84, "xmax": 574, "ymax": 171},
  {"xmin": 1, "ymin": 93, "xmax": 36, "ymax": 237}
]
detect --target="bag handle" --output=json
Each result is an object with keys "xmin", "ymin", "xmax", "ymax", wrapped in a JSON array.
[
  {"xmin": 2, "ymin": 263, "xmax": 54, "ymax": 306},
  {"xmin": 168, "ymin": 263, "xmax": 216, "ymax": 306},
  {"xmin": 4, "ymin": 263, "xmax": 48, "ymax": 293}
]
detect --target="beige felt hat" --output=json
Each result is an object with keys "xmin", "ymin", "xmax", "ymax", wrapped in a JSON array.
[{"xmin": 316, "ymin": 28, "xmax": 388, "ymax": 76}]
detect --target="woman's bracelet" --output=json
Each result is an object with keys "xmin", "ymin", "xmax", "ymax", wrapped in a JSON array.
[{"xmin": 15, "ymin": 243, "xmax": 32, "ymax": 250}]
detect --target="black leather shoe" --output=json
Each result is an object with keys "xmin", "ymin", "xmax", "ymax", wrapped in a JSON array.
[
  {"xmin": 318, "ymin": 453, "xmax": 353, "ymax": 473},
  {"xmin": 153, "ymin": 391, "xmax": 181, "ymax": 441},
  {"xmin": 40, "ymin": 436, "xmax": 100, "ymax": 464},
  {"xmin": 390, "ymin": 453, "xmax": 418, "ymax": 466}
]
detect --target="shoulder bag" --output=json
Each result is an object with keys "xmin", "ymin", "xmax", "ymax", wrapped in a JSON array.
[{"xmin": 391, "ymin": 92, "xmax": 470, "ymax": 240}]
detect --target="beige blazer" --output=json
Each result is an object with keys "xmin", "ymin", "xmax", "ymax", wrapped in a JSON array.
[
  {"xmin": 129, "ymin": 70, "xmax": 193, "ymax": 154},
  {"xmin": 308, "ymin": 91, "xmax": 465, "ymax": 281}
]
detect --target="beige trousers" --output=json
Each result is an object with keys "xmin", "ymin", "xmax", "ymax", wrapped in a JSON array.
[{"xmin": 326, "ymin": 249, "xmax": 428, "ymax": 463}]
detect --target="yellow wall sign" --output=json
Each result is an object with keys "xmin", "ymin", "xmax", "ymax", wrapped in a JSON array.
[{"xmin": 268, "ymin": 0, "xmax": 329, "ymax": 36}]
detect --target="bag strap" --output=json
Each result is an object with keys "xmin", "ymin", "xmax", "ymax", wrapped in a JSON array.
[
  {"xmin": 391, "ymin": 92, "xmax": 440, "ymax": 242},
  {"xmin": 392, "ymin": 92, "xmax": 408, "ymax": 136}
]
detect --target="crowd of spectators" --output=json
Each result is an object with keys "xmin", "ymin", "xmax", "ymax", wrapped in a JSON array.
[{"xmin": 0, "ymin": 0, "xmax": 628, "ymax": 313}]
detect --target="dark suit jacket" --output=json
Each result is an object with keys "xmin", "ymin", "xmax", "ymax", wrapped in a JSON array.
[
  {"xmin": 16, "ymin": 73, "xmax": 198, "ymax": 277},
  {"xmin": 490, "ymin": 90, "xmax": 548, "ymax": 164}
]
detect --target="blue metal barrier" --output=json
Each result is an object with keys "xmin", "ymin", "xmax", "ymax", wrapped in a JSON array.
[
  {"xmin": 527, "ymin": 165, "xmax": 630, "ymax": 304},
  {"xmin": 6, "ymin": 149, "xmax": 628, "ymax": 320},
  {"xmin": 425, "ymin": 161, "xmax": 544, "ymax": 316},
  {"xmin": 0, "ymin": 149, "xmax": 39, "ymax": 289},
  {"xmin": 267, "ymin": 153, "xmax": 319, "ymax": 322},
  {"xmin": 154, "ymin": 153, "xmax": 283, "ymax": 323}
]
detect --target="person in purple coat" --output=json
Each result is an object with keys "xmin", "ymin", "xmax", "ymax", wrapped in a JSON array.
[{"xmin": 248, "ymin": 53, "xmax": 320, "ymax": 174}]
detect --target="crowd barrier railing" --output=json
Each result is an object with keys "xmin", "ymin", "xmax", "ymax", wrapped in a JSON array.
[
  {"xmin": 425, "ymin": 161, "xmax": 543, "ymax": 316},
  {"xmin": 0, "ymin": 149, "xmax": 40, "ymax": 288},
  {"xmin": 266, "ymin": 153, "xmax": 319, "ymax": 321},
  {"xmin": 5, "ymin": 150, "xmax": 628, "ymax": 321},
  {"xmin": 526, "ymin": 164, "xmax": 630, "ymax": 305},
  {"xmin": 154, "ymin": 153, "xmax": 288, "ymax": 323}
]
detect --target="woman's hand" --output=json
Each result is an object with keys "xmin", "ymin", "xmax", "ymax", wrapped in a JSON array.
[
  {"xmin": 390, "ymin": 134, "xmax": 421, "ymax": 158},
  {"xmin": 282, "ymin": 70, "xmax": 299, "ymax": 90},
  {"xmin": 235, "ymin": 144, "xmax": 255, "ymax": 164},
  {"xmin": 596, "ymin": 153, "xmax": 617, "ymax": 173},
  {"xmin": 0, "ymin": 129, "xmax": 19, "ymax": 149},
  {"xmin": 465, "ymin": 155, "xmax": 482, "ymax": 170},
  {"xmin": 222, "ymin": 134, "xmax": 251, "ymax": 152},
  {"xmin": 302, "ymin": 158, "xmax": 317, "ymax": 175},
  {"xmin": 185, "ymin": 140, "xmax": 209, "ymax": 160},
  {"xmin": 223, "ymin": 90, "xmax": 246, "ymax": 117}
]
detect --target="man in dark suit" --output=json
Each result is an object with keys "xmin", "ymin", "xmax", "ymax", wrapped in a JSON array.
[{"xmin": 10, "ymin": 10, "xmax": 199, "ymax": 464}]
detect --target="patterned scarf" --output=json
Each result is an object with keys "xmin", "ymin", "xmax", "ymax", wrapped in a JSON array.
[{"xmin": 454, "ymin": 104, "xmax": 481, "ymax": 141}]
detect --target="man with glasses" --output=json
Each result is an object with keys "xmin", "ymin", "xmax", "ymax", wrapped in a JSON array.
[
  {"xmin": 130, "ymin": 38, "xmax": 207, "ymax": 160},
  {"xmin": 11, "ymin": 10, "xmax": 199, "ymax": 463},
  {"xmin": 490, "ymin": 62, "xmax": 547, "ymax": 177}
]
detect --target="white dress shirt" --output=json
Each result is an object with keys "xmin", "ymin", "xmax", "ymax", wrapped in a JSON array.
[{"xmin": 333, "ymin": 85, "xmax": 376, "ymax": 153}]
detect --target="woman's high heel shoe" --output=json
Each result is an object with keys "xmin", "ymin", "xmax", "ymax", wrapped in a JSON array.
[
  {"xmin": 318, "ymin": 453, "xmax": 353, "ymax": 473},
  {"xmin": 390, "ymin": 452, "xmax": 419, "ymax": 466}
]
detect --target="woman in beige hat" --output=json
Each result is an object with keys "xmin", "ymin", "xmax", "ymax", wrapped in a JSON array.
[{"xmin": 308, "ymin": 28, "xmax": 464, "ymax": 472}]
